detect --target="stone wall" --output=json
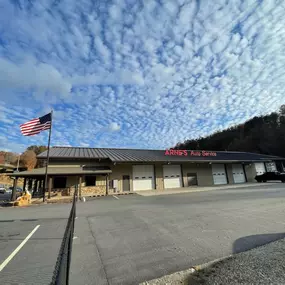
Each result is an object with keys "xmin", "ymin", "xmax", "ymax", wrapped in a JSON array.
[
  {"xmin": 82, "ymin": 186, "xmax": 106, "ymax": 196},
  {"xmin": 70, "ymin": 185, "xmax": 106, "ymax": 196},
  {"xmin": 52, "ymin": 188, "xmax": 71, "ymax": 196}
]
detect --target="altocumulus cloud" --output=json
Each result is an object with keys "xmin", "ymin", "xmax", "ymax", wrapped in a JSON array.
[
  {"xmin": 109, "ymin": 122, "xmax": 121, "ymax": 132},
  {"xmin": 0, "ymin": 0, "xmax": 285, "ymax": 151}
]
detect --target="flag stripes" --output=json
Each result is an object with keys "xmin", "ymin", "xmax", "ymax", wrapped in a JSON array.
[{"xmin": 20, "ymin": 113, "xmax": 51, "ymax": 136}]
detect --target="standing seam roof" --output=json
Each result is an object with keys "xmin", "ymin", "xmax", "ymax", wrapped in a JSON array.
[{"xmin": 37, "ymin": 146, "xmax": 284, "ymax": 162}]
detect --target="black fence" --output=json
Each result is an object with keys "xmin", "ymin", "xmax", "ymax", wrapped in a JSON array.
[{"xmin": 50, "ymin": 187, "xmax": 77, "ymax": 285}]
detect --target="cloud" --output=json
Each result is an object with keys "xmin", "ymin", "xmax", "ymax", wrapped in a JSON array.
[
  {"xmin": 0, "ymin": 57, "xmax": 71, "ymax": 96},
  {"xmin": 109, "ymin": 122, "xmax": 121, "ymax": 132},
  {"xmin": 94, "ymin": 37, "xmax": 111, "ymax": 62},
  {"xmin": 0, "ymin": 0, "xmax": 285, "ymax": 151},
  {"xmin": 70, "ymin": 69, "xmax": 144, "ymax": 86}
]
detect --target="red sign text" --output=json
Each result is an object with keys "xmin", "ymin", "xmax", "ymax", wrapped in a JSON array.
[{"xmin": 164, "ymin": 150, "xmax": 217, "ymax": 157}]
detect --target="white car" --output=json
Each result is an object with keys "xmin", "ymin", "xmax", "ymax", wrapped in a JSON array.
[{"xmin": 5, "ymin": 188, "xmax": 12, "ymax": 194}]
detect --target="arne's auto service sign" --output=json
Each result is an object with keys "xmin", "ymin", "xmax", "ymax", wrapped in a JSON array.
[{"xmin": 164, "ymin": 149, "xmax": 217, "ymax": 157}]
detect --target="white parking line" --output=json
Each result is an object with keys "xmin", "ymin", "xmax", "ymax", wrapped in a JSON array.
[
  {"xmin": 113, "ymin": 195, "xmax": 119, "ymax": 200},
  {"xmin": 0, "ymin": 225, "xmax": 40, "ymax": 272}
]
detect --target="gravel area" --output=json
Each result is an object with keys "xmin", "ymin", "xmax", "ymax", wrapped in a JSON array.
[
  {"xmin": 189, "ymin": 238, "xmax": 285, "ymax": 285},
  {"xmin": 141, "ymin": 238, "xmax": 285, "ymax": 285}
]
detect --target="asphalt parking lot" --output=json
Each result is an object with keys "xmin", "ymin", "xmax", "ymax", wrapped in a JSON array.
[
  {"xmin": 70, "ymin": 184, "xmax": 285, "ymax": 285},
  {"xmin": 0, "ymin": 203, "xmax": 71, "ymax": 285},
  {"xmin": 1, "ymin": 184, "xmax": 285, "ymax": 285}
]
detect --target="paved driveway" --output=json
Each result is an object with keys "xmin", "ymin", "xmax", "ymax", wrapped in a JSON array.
[{"xmin": 70, "ymin": 184, "xmax": 285, "ymax": 285}]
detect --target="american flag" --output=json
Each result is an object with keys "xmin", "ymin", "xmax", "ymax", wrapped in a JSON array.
[{"xmin": 20, "ymin": 113, "xmax": 52, "ymax": 136}]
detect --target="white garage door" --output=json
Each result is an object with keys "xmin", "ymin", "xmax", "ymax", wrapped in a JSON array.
[
  {"xmin": 232, "ymin": 164, "xmax": 246, "ymax": 183},
  {"xmin": 163, "ymin": 165, "xmax": 182, "ymax": 189},
  {"xmin": 133, "ymin": 165, "xmax": 154, "ymax": 191},
  {"xmin": 255, "ymin": 162, "xmax": 266, "ymax": 175},
  {"xmin": 212, "ymin": 164, "xmax": 228, "ymax": 185}
]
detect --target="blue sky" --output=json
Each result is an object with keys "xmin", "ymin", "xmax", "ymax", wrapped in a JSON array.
[{"xmin": 0, "ymin": 0, "xmax": 285, "ymax": 152}]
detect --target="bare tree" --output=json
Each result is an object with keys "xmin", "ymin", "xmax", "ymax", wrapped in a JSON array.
[{"xmin": 20, "ymin": 150, "xmax": 37, "ymax": 170}]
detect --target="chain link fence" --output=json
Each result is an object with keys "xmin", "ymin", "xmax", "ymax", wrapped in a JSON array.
[{"xmin": 50, "ymin": 186, "xmax": 77, "ymax": 285}]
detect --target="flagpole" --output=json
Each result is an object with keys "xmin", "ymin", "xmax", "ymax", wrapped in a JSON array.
[{"xmin": 43, "ymin": 110, "xmax": 53, "ymax": 202}]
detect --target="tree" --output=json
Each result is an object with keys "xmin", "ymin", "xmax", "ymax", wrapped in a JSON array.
[
  {"xmin": 25, "ymin": 145, "xmax": 48, "ymax": 168},
  {"xmin": 174, "ymin": 105, "xmax": 285, "ymax": 157},
  {"xmin": 26, "ymin": 145, "xmax": 47, "ymax": 155},
  {"xmin": 0, "ymin": 151, "xmax": 18, "ymax": 165},
  {"xmin": 20, "ymin": 150, "xmax": 37, "ymax": 170},
  {"xmin": 0, "ymin": 152, "xmax": 5, "ymax": 164}
]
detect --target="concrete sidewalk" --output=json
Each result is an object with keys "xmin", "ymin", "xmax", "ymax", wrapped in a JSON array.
[{"xmin": 137, "ymin": 182, "xmax": 279, "ymax": 196}]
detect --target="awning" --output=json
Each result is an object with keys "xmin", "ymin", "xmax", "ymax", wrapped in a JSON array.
[{"xmin": 7, "ymin": 166, "xmax": 112, "ymax": 178}]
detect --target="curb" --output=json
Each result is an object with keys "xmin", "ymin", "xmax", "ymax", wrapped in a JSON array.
[
  {"xmin": 140, "ymin": 255, "xmax": 234, "ymax": 285},
  {"xmin": 137, "ymin": 182, "xmax": 279, "ymax": 197},
  {"xmin": 192, "ymin": 254, "xmax": 233, "ymax": 271},
  {"xmin": 82, "ymin": 192, "xmax": 134, "ymax": 198}
]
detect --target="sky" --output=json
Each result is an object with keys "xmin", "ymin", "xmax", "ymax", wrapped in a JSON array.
[{"xmin": 0, "ymin": 0, "xmax": 285, "ymax": 152}]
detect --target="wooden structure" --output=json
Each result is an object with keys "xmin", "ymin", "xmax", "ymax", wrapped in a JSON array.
[{"xmin": 8, "ymin": 166, "xmax": 111, "ymax": 200}]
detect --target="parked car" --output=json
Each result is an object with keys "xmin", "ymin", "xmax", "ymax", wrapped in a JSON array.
[
  {"xmin": 8, "ymin": 187, "xmax": 23, "ymax": 193},
  {"xmin": 0, "ymin": 184, "xmax": 6, "ymax": 194},
  {"xmin": 255, "ymin": 171, "xmax": 285, "ymax": 182},
  {"xmin": 5, "ymin": 187, "xmax": 12, "ymax": 194}
]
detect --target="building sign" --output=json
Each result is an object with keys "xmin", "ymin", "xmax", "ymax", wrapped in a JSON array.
[{"xmin": 164, "ymin": 149, "xmax": 217, "ymax": 157}]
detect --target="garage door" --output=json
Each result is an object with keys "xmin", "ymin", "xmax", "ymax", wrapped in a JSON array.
[
  {"xmin": 212, "ymin": 164, "xmax": 227, "ymax": 185},
  {"xmin": 265, "ymin": 162, "xmax": 277, "ymax": 172},
  {"xmin": 232, "ymin": 164, "xmax": 246, "ymax": 183},
  {"xmin": 133, "ymin": 165, "xmax": 154, "ymax": 191},
  {"xmin": 163, "ymin": 165, "xmax": 182, "ymax": 189},
  {"xmin": 255, "ymin": 162, "xmax": 266, "ymax": 175}
]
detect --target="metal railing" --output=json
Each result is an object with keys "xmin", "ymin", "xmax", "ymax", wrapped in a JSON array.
[{"xmin": 50, "ymin": 186, "xmax": 77, "ymax": 285}]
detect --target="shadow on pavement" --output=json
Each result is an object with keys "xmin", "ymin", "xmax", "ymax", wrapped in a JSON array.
[{"xmin": 232, "ymin": 232, "xmax": 285, "ymax": 253}]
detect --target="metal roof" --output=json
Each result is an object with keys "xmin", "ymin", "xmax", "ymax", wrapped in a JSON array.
[
  {"xmin": 7, "ymin": 166, "xmax": 112, "ymax": 177},
  {"xmin": 37, "ymin": 146, "xmax": 284, "ymax": 163},
  {"xmin": 0, "ymin": 164, "xmax": 15, "ymax": 169}
]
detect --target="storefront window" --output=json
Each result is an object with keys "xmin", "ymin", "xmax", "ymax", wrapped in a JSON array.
[
  {"xmin": 53, "ymin": 177, "xmax": 67, "ymax": 188},
  {"xmin": 85, "ymin": 176, "xmax": 96, "ymax": 186}
]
